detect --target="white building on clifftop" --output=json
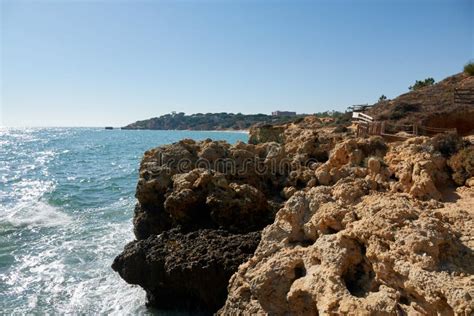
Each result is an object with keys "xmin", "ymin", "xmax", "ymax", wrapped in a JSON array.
[{"xmin": 272, "ymin": 111, "xmax": 296, "ymax": 116}]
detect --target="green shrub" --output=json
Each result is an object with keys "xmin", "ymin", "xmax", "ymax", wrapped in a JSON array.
[
  {"xmin": 389, "ymin": 103, "xmax": 420, "ymax": 120},
  {"xmin": 334, "ymin": 112, "xmax": 352, "ymax": 125},
  {"xmin": 448, "ymin": 146, "xmax": 474, "ymax": 186},
  {"xmin": 464, "ymin": 61, "xmax": 474, "ymax": 76},
  {"xmin": 432, "ymin": 132, "xmax": 464, "ymax": 157},
  {"xmin": 409, "ymin": 77, "xmax": 435, "ymax": 91}
]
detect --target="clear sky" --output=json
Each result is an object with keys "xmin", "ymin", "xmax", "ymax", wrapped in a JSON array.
[{"xmin": 1, "ymin": 0, "xmax": 472, "ymax": 127}]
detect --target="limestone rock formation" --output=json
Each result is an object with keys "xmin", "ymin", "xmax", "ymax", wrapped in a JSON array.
[
  {"xmin": 115, "ymin": 139, "xmax": 280, "ymax": 312},
  {"xmin": 114, "ymin": 112, "xmax": 473, "ymax": 314},
  {"xmin": 131, "ymin": 131, "xmax": 350, "ymax": 240},
  {"xmin": 385, "ymin": 137, "xmax": 450, "ymax": 200},
  {"xmin": 114, "ymin": 126, "xmax": 349, "ymax": 312},
  {"xmin": 220, "ymin": 135, "xmax": 474, "ymax": 315},
  {"xmin": 221, "ymin": 184, "xmax": 474, "ymax": 315}
]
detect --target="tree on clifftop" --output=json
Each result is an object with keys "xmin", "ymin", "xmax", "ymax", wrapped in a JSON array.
[
  {"xmin": 464, "ymin": 61, "xmax": 474, "ymax": 76},
  {"xmin": 409, "ymin": 77, "xmax": 435, "ymax": 91}
]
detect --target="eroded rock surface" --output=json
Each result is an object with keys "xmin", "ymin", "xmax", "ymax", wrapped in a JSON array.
[
  {"xmin": 221, "ymin": 186, "xmax": 474, "ymax": 315},
  {"xmin": 114, "ymin": 116, "xmax": 474, "ymax": 314},
  {"xmin": 220, "ymin": 136, "xmax": 474, "ymax": 315},
  {"xmin": 131, "ymin": 131, "xmax": 346, "ymax": 240}
]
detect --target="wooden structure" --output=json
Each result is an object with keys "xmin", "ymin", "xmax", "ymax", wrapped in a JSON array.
[
  {"xmin": 352, "ymin": 112, "xmax": 457, "ymax": 140},
  {"xmin": 352, "ymin": 112, "xmax": 375, "ymax": 136}
]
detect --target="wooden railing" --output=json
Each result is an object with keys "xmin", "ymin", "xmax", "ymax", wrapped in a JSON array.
[
  {"xmin": 352, "ymin": 112, "xmax": 457, "ymax": 139},
  {"xmin": 418, "ymin": 125, "xmax": 457, "ymax": 136},
  {"xmin": 352, "ymin": 112, "xmax": 375, "ymax": 137}
]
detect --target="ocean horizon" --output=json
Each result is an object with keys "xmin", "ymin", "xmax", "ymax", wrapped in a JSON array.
[{"xmin": 0, "ymin": 128, "xmax": 248, "ymax": 314}]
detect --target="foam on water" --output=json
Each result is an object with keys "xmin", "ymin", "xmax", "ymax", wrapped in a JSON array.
[
  {"xmin": 0, "ymin": 127, "xmax": 248, "ymax": 314},
  {"xmin": 1, "ymin": 176, "xmax": 71, "ymax": 228},
  {"xmin": 4, "ymin": 201, "xmax": 72, "ymax": 228}
]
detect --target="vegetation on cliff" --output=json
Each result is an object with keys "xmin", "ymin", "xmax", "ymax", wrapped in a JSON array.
[
  {"xmin": 368, "ymin": 72, "xmax": 474, "ymax": 135},
  {"xmin": 464, "ymin": 61, "xmax": 474, "ymax": 76},
  {"xmin": 122, "ymin": 111, "xmax": 351, "ymax": 131},
  {"xmin": 122, "ymin": 112, "xmax": 304, "ymax": 130},
  {"xmin": 408, "ymin": 77, "xmax": 435, "ymax": 91}
]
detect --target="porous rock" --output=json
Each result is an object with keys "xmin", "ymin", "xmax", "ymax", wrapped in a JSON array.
[
  {"xmin": 220, "ymin": 186, "xmax": 474, "ymax": 315},
  {"xmin": 112, "ymin": 228, "xmax": 260, "ymax": 311}
]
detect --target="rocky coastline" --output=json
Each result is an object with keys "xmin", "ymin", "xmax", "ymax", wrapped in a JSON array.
[
  {"xmin": 113, "ymin": 73, "xmax": 474, "ymax": 314},
  {"xmin": 113, "ymin": 115, "xmax": 473, "ymax": 314},
  {"xmin": 112, "ymin": 117, "xmax": 348, "ymax": 312}
]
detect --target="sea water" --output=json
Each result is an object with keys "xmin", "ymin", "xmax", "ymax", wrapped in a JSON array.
[{"xmin": 0, "ymin": 128, "xmax": 248, "ymax": 314}]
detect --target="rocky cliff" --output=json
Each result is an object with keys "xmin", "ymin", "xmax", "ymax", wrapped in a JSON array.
[
  {"xmin": 368, "ymin": 72, "xmax": 474, "ymax": 135},
  {"xmin": 113, "ymin": 114, "xmax": 474, "ymax": 314}
]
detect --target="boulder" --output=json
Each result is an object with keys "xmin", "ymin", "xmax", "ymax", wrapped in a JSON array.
[{"xmin": 112, "ymin": 228, "xmax": 260, "ymax": 312}]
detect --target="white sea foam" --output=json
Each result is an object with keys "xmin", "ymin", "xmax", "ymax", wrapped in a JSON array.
[
  {"xmin": 3, "ymin": 200, "xmax": 72, "ymax": 228},
  {"xmin": 0, "ymin": 177, "xmax": 70, "ymax": 228},
  {"xmin": 1, "ymin": 207, "xmax": 146, "ymax": 314}
]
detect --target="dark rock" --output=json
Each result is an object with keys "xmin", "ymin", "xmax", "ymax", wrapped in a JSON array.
[
  {"xmin": 133, "ymin": 203, "xmax": 172, "ymax": 240},
  {"xmin": 112, "ymin": 228, "xmax": 260, "ymax": 312}
]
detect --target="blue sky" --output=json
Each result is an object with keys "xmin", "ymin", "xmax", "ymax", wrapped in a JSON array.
[{"xmin": 1, "ymin": 0, "xmax": 472, "ymax": 127}]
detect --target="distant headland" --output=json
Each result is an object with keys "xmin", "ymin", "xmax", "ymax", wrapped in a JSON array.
[
  {"xmin": 121, "ymin": 111, "xmax": 351, "ymax": 131},
  {"xmin": 121, "ymin": 111, "xmax": 304, "ymax": 131}
]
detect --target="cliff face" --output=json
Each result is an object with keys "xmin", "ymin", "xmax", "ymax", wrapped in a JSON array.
[
  {"xmin": 368, "ymin": 73, "xmax": 474, "ymax": 135},
  {"xmin": 113, "ymin": 114, "xmax": 474, "ymax": 314}
]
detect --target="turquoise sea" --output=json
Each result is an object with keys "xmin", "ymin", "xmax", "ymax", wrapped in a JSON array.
[{"xmin": 0, "ymin": 128, "xmax": 248, "ymax": 314}]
